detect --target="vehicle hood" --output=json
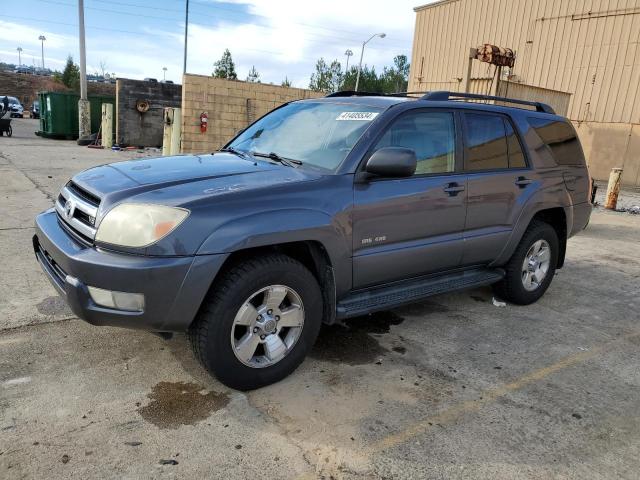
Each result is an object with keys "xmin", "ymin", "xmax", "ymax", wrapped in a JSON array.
[{"xmin": 71, "ymin": 152, "xmax": 322, "ymax": 206}]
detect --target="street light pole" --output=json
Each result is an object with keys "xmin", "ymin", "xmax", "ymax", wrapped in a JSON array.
[
  {"xmin": 355, "ymin": 32, "xmax": 386, "ymax": 92},
  {"xmin": 344, "ymin": 49, "xmax": 353, "ymax": 72},
  {"xmin": 17, "ymin": 47, "xmax": 22, "ymax": 66},
  {"xmin": 38, "ymin": 35, "xmax": 46, "ymax": 69},
  {"xmin": 183, "ymin": 0, "xmax": 189, "ymax": 76},
  {"xmin": 163, "ymin": 66, "xmax": 168, "ymax": 81}
]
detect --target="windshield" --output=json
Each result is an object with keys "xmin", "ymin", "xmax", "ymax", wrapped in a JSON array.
[{"xmin": 228, "ymin": 101, "xmax": 383, "ymax": 171}]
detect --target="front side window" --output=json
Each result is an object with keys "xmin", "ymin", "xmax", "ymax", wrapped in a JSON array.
[
  {"xmin": 228, "ymin": 101, "xmax": 384, "ymax": 171},
  {"xmin": 373, "ymin": 111, "xmax": 456, "ymax": 175}
]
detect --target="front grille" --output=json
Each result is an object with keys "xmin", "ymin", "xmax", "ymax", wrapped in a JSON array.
[
  {"xmin": 67, "ymin": 181, "xmax": 100, "ymax": 207},
  {"xmin": 55, "ymin": 182, "xmax": 101, "ymax": 242}
]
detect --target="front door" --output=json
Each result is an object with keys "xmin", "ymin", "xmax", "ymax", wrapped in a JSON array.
[{"xmin": 352, "ymin": 109, "xmax": 467, "ymax": 289}]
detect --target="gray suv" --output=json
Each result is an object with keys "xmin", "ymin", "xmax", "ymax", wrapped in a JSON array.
[{"xmin": 33, "ymin": 91, "xmax": 592, "ymax": 390}]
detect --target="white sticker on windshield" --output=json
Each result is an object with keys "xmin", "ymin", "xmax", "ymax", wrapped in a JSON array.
[{"xmin": 336, "ymin": 111, "xmax": 379, "ymax": 121}]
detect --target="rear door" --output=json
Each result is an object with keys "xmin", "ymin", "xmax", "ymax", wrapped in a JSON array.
[
  {"xmin": 352, "ymin": 109, "xmax": 467, "ymax": 288},
  {"xmin": 460, "ymin": 111, "xmax": 533, "ymax": 266}
]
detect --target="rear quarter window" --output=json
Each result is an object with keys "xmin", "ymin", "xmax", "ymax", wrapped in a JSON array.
[{"xmin": 526, "ymin": 117, "xmax": 585, "ymax": 166}]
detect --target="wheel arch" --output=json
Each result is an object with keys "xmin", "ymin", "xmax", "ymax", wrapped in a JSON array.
[
  {"xmin": 196, "ymin": 240, "xmax": 337, "ymax": 326},
  {"xmin": 492, "ymin": 206, "xmax": 569, "ymax": 269}
]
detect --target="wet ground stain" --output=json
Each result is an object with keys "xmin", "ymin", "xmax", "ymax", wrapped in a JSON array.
[
  {"xmin": 36, "ymin": 296, "xmax": 71, "ymax": 316},
  {"xmin": 310, "ymin": 311, "xmax": 404, "ymax": 365},
  {"xmin": 394, "ymin": 300, "xmax": 450, "ymax": 316},
  {"xmin": 137, "ymin": 381, "xmax": 229, "ymax": 429}
]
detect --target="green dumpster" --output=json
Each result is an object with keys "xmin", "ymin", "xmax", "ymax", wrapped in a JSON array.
[{"xmin": 37, "ymin": 91, "xmax": 115, "ymax": 139}]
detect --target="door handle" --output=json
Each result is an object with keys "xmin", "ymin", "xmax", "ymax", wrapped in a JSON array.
[
  {"xmin": 443, "ymin": 183, "xmax": 465, "ymax": 196},
  {"xmin": 515, "ymin": 176, "xmax": 533, "ymax": 188}
]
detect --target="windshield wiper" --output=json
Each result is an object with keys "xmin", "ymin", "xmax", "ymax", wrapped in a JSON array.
[
  {"xmin": 250, "ymin": 151, "xmax": 302, "ymax": 167},
  {"xmin": 217, "ymin": 147, "xmax": 249, "ymax": 159}
]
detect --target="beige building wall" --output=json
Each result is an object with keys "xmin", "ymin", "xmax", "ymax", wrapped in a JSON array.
[
  {"xmin": 180, "ymin": 75, "xmax": 322, "ymax": 154},
  {"xmin": 410, "ymin": 0, "xmax": 640, "ymax": 185}
]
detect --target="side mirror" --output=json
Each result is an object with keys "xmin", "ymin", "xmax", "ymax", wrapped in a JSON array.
[{"xmin": 364, "ymin": 147, "xmax": 417, "ymax": 178}]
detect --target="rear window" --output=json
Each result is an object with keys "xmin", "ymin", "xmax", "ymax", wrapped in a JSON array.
[
  {"xmin": 527, "ymin": 117, "xmax": 584, "ymax": 166},
  {"xmin": 463, "ymin": 113, "xmax": 526, "ymax": 171}
]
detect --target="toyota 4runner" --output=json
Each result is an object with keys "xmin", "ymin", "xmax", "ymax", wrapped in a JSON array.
[{"xmin": 33, "ymin": 91, "xmax": 592, "ymax": 390}]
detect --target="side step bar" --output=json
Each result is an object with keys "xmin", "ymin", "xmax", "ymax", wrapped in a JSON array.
[{"xmin": 336, "ymin": 268, "xmax": 504, "ymax": 319}]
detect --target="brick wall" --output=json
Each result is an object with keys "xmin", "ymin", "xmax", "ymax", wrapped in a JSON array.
[
  {"xmin": 115, "ymin": 78, "xmax": 182, "ymax": 147},
  {"xmin": 0, "ymin": 71, "xmax": 114, "ymax": 108},
  {"xmin": 180, "ymin": 75, "xmax": 322, "ymax": 153}
]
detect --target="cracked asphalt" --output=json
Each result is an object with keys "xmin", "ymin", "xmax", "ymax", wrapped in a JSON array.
[{"xmin": 1, "ymin": 118, "xmax": 640, "ymax": 479}]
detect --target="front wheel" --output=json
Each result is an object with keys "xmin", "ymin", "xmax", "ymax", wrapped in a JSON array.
[
  {"xmin": 188, "ymin": 254, "xmax": 323, "ymax": 390},
  {"xmin": 6, "ymin": 126, "xmax": 11, "ymax": 137},
  {"xmin": 494, "ymin": 220, "xmax": 559, "ymax": 305}
]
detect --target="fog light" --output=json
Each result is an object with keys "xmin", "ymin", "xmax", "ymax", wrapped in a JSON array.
[{"xmin": 88, "ymin": 286, "xmax": 145, "ymax": 312}]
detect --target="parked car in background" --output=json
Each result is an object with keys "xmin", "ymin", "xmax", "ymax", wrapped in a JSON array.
[
  {"xmin": 33, "ymin": 91, "xmax": 592, "ymax": 390},
  {"xmin": 1, "ymin": 96, "xmax": 24, "ymax": 117},
  {"xmin": 30, "ymin": 100, "xmax": 40, "ymax": 119}
]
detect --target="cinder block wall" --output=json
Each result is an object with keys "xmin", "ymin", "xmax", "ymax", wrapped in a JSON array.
[
  {"xmin": 116, "ymin": 79, "xmax": 181, "ymax": 147},
  {"xmin": 180, "ymin": 75, "xmax": 322, "ymax": 154}
]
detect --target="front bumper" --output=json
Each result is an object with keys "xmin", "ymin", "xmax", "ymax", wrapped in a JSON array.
[{"xmin": 34, "ymin": 208, "xmax": 226, "ymax": 331}]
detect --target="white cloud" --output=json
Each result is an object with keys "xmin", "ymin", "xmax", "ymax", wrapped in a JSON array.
[{"xmin": 3, "ymin": 1, "xmax": 432, "ymax": 86}]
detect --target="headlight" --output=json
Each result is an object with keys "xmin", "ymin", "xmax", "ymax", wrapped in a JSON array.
[{"xmin": 95, "ymin": 203, "xmax": 189, "ymax": 248}]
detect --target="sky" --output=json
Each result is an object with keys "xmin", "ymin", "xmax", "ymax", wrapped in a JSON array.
[{"xmin": 0, "ymin": 0, "xmax": 430, "ymax": 88}]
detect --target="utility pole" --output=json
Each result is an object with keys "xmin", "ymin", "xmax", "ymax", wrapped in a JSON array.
[
  {"xmin": 183, "ymin": 0, "xmax": 189, "ymax": 76},
  {"xmin": 355, "ymin": 33, "xmax": 385, "ymax": 92},
  {"xmin": 77, "ymin": 0, "xmax": 91, "ymax": 139},
  {"xmin": 17, "ymin": 47, "xmax": 22, "ymax": 66},
  {"xmin": 38, "ymin": 35, "xmax": 46, "ymax": 69}
]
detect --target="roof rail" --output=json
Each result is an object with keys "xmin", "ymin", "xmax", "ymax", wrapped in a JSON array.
[
  {"xmin": 422, "ymin": 91, "xmax": 556, "ymax": 114},
  {"xmin": 324, "ymin": 91, "xmax": 384, "ymax": 98},
  {"xmin": 325, "ymin": 91, "xmax": 432, "ymax": 98}
]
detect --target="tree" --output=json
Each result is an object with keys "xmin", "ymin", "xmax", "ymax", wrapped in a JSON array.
[
  {"xmin": 281, "ymin": 76, "xmax": 291, "ymax": 87},
  {"xmin": 213, "ymin": 49, "xmax": 237, "ymax": 80},
  {"xmin": 61, "ymin": 55, "xmax": 80, "ymax": 90},
  {"xmin": 381, "ymin": 54, "xmax": 410, "ymax": 92},
  {"xmin": 99, "ymin": 59, "xmax": 108, "ymax": 78},
  {"xmin": 246, "ymin": 65, "xmax": 260, "ymax": 83},
  {"xmin": 309, "ymin": 58, "xmax": 342, "ymax": 93}
]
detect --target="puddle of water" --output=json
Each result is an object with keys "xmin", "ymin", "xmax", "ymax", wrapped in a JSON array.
[
  {"xmin": 36, "ymin": 296, "xmax": 71, "ymax": 316},
  {"xmin": 137, "ymin": 381, "xmax": 229, "ymax": 429},
  {"xmin": 310, "ymin": 311, "xmax": 404, "ymax": 365}
]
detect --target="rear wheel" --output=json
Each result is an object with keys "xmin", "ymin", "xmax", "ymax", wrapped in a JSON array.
[
  {"xmin": 494, "ymin": 220, "xmax": 559, "ymax": 305},
  {"xmin": 188, "ymin": 254, "xmax": 322, "ymax": 390},
  {"xmin": 6, "ymin": 126, "xmax": 12, "ymax": 137}
]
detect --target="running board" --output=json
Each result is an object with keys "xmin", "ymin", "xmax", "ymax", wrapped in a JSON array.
[{"xmin": 336, "ymin": 268, "xmax": 504, "ymax": 319}]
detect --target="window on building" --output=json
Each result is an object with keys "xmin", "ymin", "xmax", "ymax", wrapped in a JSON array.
[
  {"xmin": 527, "ymin": 117, "xmax": 584, "ymax": 165},
  {"xmin": 374, "ymin": 111, "xmax": 456, "ymax": 175}
]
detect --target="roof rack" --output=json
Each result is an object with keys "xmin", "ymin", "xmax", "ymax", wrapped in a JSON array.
[{"xmin": 421, "ymin": 91, "xmax": 556, "ymax": 114}]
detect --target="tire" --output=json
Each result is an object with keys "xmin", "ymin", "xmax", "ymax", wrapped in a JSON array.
[
  {"xmin": 493, "ymin": 220, "xmax": 559, "ymax": 305},
  {"xmin": 188, "ymin": 254, "xmax": 323, "ymax": 390},
  {"xmin": 6, "ymin": 126, "xmax": 11, "ymax": 137}
]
